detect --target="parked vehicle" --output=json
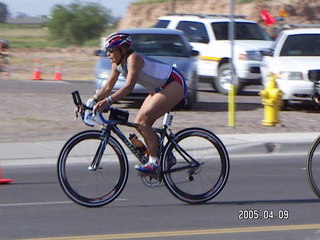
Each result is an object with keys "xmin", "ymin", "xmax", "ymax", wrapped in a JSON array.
[
  {"xmin": 154, "ymin": 13, "xmax": 273, "ymax": 94},
  {"xmin": 261, "ymin": 28, "xmax": 320, "ymax": 106},
  {"xmin": 94, "ymin": 28, "xmax": 199, "ymax": 109}
]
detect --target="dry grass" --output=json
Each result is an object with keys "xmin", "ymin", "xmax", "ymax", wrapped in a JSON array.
[
  {"xmin": 1, "ymin": 27, "xmax": 47, "ymax": 38},
  {"xmin": 1, "ymin": 24, "xmax": 103, "ymax": 81}
]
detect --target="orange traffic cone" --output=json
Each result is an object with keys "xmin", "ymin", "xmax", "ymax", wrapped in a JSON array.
[
  {"xmin": 2, "ymin": 71, "xmax": 10, "ymax": 80},
  {"xmin": 53, "ymin": 62, "xmax": 62, "ymax": 81},
  {"xmin": 31, "ymin": 59, "xmax": 42, "ymax": 80},
  {"xmin": 0, "ymin": 165, "xmax": 13, "ymax": 184}
]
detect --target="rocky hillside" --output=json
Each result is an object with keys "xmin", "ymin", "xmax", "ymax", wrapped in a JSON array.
[{"xmin": 117, "ymin": 0, "xmax": 320, "ymax": 30}]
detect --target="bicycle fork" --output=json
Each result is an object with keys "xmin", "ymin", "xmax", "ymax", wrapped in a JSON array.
[{"xmin": 88, "ymin": 128, "xmax": 110, "ymax": 171}]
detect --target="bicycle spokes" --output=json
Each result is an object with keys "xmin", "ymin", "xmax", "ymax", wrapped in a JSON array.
[{"xmin": 162, "ymin": 128, "xmax": 229, "ymax": 204}]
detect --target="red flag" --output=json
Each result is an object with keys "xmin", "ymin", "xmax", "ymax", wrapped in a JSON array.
[{"xmin": 260, "ymin": 9, "xmax": 276, "ymax": 26}]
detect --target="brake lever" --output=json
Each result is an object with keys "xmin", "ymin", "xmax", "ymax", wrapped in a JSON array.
[
  {"xmin": 73, "ymin": 106, "xmax": 80, "ymax": 121},
  {"xmin": 73, "ymin": 112, "xmax": 79, "ymax": 121}
]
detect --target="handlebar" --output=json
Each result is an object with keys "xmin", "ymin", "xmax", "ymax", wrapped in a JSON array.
[
  {"xmin": 72, "ymin": 90, "xmax": 83, "ymax": 107},
  {"xmin": 72, "ymin": 91, "xmax": 129, "ymax": 123},
  {"xmin": 72, "ymin": 90, "xmax": 110, "ymax": 112}
]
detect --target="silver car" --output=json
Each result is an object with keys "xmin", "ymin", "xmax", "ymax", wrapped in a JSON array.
[{"xmin": 94, "ymin": 28, "xmax": 199, "ymax": 109}]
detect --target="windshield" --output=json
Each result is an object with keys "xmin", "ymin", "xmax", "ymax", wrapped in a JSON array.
[
  {"xmin": 280, "ymin": 34, "xmax": 320, "ymax": 56},
  {"xmin": 212, "ymin": 22, "xmax": 272, "ymax": 40},
  {"xmin": 131, "ymin": 34, "xmax": 190, "ymax": 57}
]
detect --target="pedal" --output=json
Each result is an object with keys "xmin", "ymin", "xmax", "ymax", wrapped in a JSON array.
[{"xmin": 138, "ymin": 172, "xmax": 162, "ymax": 188}]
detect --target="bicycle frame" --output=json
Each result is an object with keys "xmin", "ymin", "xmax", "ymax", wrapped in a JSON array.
[
  {"xmin": 71, "ymin": 90, "xmax": 200, "ymax": 175},
  {"xmin": 90, "ymin": 114, "xmax": 200, "ymax": 176}
]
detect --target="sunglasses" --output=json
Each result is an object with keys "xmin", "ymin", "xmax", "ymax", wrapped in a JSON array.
[{"xmin": 106, "ymin": 48, "xmax": 118, "ymax": 53}]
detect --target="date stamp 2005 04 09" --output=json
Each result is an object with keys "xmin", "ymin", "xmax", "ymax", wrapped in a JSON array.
[{"xmin": 238, "ymin": 209, "xmax": 289, "ymax": 220}]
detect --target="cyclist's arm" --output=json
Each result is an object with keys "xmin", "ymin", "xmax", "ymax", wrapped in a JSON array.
[
  {"xmin": 95, "ymin": 63, "xmax": 120, "ymax": 100},
  {"xmin": 93, "ymin": 54, "xmax": 143, "ymax": 113},
  {"xmin": 108, "ymin": 53, "xmax": 143, "ymax": 103}
]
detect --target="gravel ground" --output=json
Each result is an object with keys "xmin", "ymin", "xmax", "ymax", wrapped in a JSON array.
[
  {"xmin": 1, "ymin": 78, "xmax": 320, "ymax": 144},
  {"xmin": 1, "ymin": 47, "xmax": 320, "ymax": 143}
]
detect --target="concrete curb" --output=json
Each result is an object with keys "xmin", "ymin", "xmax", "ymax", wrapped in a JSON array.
[
  {"xmin": 220, "ymin": 132, "xmax": 319, "ymax": 155},
  {"xmin": 0, "ymin": 132, "xmax": 319, "ymax": 166}
]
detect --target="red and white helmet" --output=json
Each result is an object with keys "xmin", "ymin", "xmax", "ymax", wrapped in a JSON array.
[{"xmin": 104, "ymin": 32, "xmax": 132, "ymax": 48}]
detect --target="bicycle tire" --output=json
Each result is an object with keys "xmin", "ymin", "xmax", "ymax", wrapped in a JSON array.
[
  {"xmin": 307, "ymin": 135, "xmax": 320, "ymax": 199},
  {"xmin": 162, "ymin": 128, "xmax": 229, "ymax": 204},
  {"xmin": 57, "ymin": 130, "xmax": 129, "ymax": 207}
]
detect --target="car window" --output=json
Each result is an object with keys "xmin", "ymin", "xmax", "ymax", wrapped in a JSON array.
[
  {"xmin": 212, "ymin": 22, "xmax": 272, "ymax": 40},
  {"xmin": 153, "ymin": 20, "xmax": 170, "ymax": 28},
  {"xmin": 176, "ymin": 21, "xmax": 209, "ymax": 43},
  {"xmin": 280, "ymin": 34, "xmax": 320, "ymax": 56},
  {"xmin": 131, "ymin": 34, "xmax": 191, "ymax": 57}
]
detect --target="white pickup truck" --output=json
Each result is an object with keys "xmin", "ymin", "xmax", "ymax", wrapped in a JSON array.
[
  {"xmin": 154, "ymin": 14, "xmax": 274, "ymax": 94},
  {"xmin": 261, "ymin": 28, "xmax": 320, "ymax": 105}
]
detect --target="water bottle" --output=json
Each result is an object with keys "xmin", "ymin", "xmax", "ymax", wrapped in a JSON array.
[{"xmin": 129, "ymin": 134, "xmax": 148, "ymax": 155}]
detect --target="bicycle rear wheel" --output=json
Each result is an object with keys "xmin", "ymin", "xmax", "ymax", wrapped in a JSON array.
[
  {"xmin": 162, "ymin": 128, "xmax": 229, "ymax": 204},
  {"xmin": 57, "ymin": 130, "xmax": 128, "ymax": 207},
  {"xmin": 307, "ymin": 135, "xmax": 320, "ymax": 198}
]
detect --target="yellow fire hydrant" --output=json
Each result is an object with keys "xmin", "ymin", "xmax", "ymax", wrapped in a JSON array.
[{"xmin": 259, "ymin": 74, "xmax": 283, "ymax": 126}]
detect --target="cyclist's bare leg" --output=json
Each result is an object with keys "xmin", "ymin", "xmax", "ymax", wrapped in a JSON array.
[{"xmin": 134, "ymin": 81, "xmax": 184, "ymax": 157}]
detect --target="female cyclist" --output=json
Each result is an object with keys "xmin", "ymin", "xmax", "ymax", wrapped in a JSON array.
[{"xmin": 92, "ymin": 32, "xmax": 187, "ymax": 174}]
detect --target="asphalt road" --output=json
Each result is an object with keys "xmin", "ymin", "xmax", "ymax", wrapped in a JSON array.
[
  {"xmin": 1, "ymin": 154, "xmax": 320, "ymax": 240},
  {"xmin": 1, "ymin": 78, "xmax": 320, "ymax": 240}
]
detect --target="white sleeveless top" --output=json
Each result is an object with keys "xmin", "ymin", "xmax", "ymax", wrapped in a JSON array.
[{"xmin": 116, "ymin": 54, "xmax": 172, "ymax": 92}]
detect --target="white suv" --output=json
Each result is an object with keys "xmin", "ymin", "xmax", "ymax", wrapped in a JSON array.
[
  {"xmin": 155, "ymin": 14, "xmax": 273, "ymax": 94},
  {"xmin": 261, "ymin": 28, "xmax": 320, "ymax": 105}
]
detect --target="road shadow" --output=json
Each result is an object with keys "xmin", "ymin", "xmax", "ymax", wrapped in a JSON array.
[
  {"xmin": 239, "ymin": 89, "xmax": 261, "ymax": 96},
  {"xmin": 199, "ymin": 86, "xmax": 261, "ymax": 97},
  {"xmin": 283, "ymin": 102, "xmax": 320, "ymax": 113},
  {"xmin": 120, "ymin": 90, "xmax": 262, "ymax": 112},
  {"xmin": 191, "ymin": 101, "xmax": 261, "ymax": 112},
  {"xmin": 120, "ymin": 100, "xmax": 262, "ymax": 112}
]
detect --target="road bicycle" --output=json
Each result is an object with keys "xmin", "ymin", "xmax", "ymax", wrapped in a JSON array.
[
  {"xmin": 57, "ymin": 91, "xmax": 230, "ymax": 207},
  {"xmin": 306, "ymin": 70, "xmax": 320, "ymax": 198}
]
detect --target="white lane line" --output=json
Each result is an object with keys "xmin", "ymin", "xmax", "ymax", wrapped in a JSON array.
[{"xmin": 0, "ymin": 199, "xmax": 128, "ymax": 207}]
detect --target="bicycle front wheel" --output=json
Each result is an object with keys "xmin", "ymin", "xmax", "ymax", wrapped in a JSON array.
[
  {"xmin": 162, "ymin": 128, "xmax": 230, "ymax": 204},
  {"xmin": 57, "ymin": 130, "xmax": 128, "ymax": 207},
  {"xmin": 307, "ymin": 135, "xmax": 320, "ymax": 198}
]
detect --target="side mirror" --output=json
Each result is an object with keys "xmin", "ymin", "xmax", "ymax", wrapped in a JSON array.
[
  {"xmin": 191, "ymin": 50, "xmax": 199, "ymax": 57},
  {"xmin": 261, "ymin": 48, "xmax": 274, "ymax": 57}
]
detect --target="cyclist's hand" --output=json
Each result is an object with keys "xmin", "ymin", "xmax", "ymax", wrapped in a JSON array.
[
  {"xmin": 74, "ymin": 104, "xmax": 84, "ymax": 114},
  {"xmin": 93, "ymin": 99, "xmax": 109, "ymax": 113}
]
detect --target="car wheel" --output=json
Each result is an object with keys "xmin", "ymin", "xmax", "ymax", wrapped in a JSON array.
[{"xmin": 215, "ymin": 63, "xmax": 243, "ymax": 95}]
